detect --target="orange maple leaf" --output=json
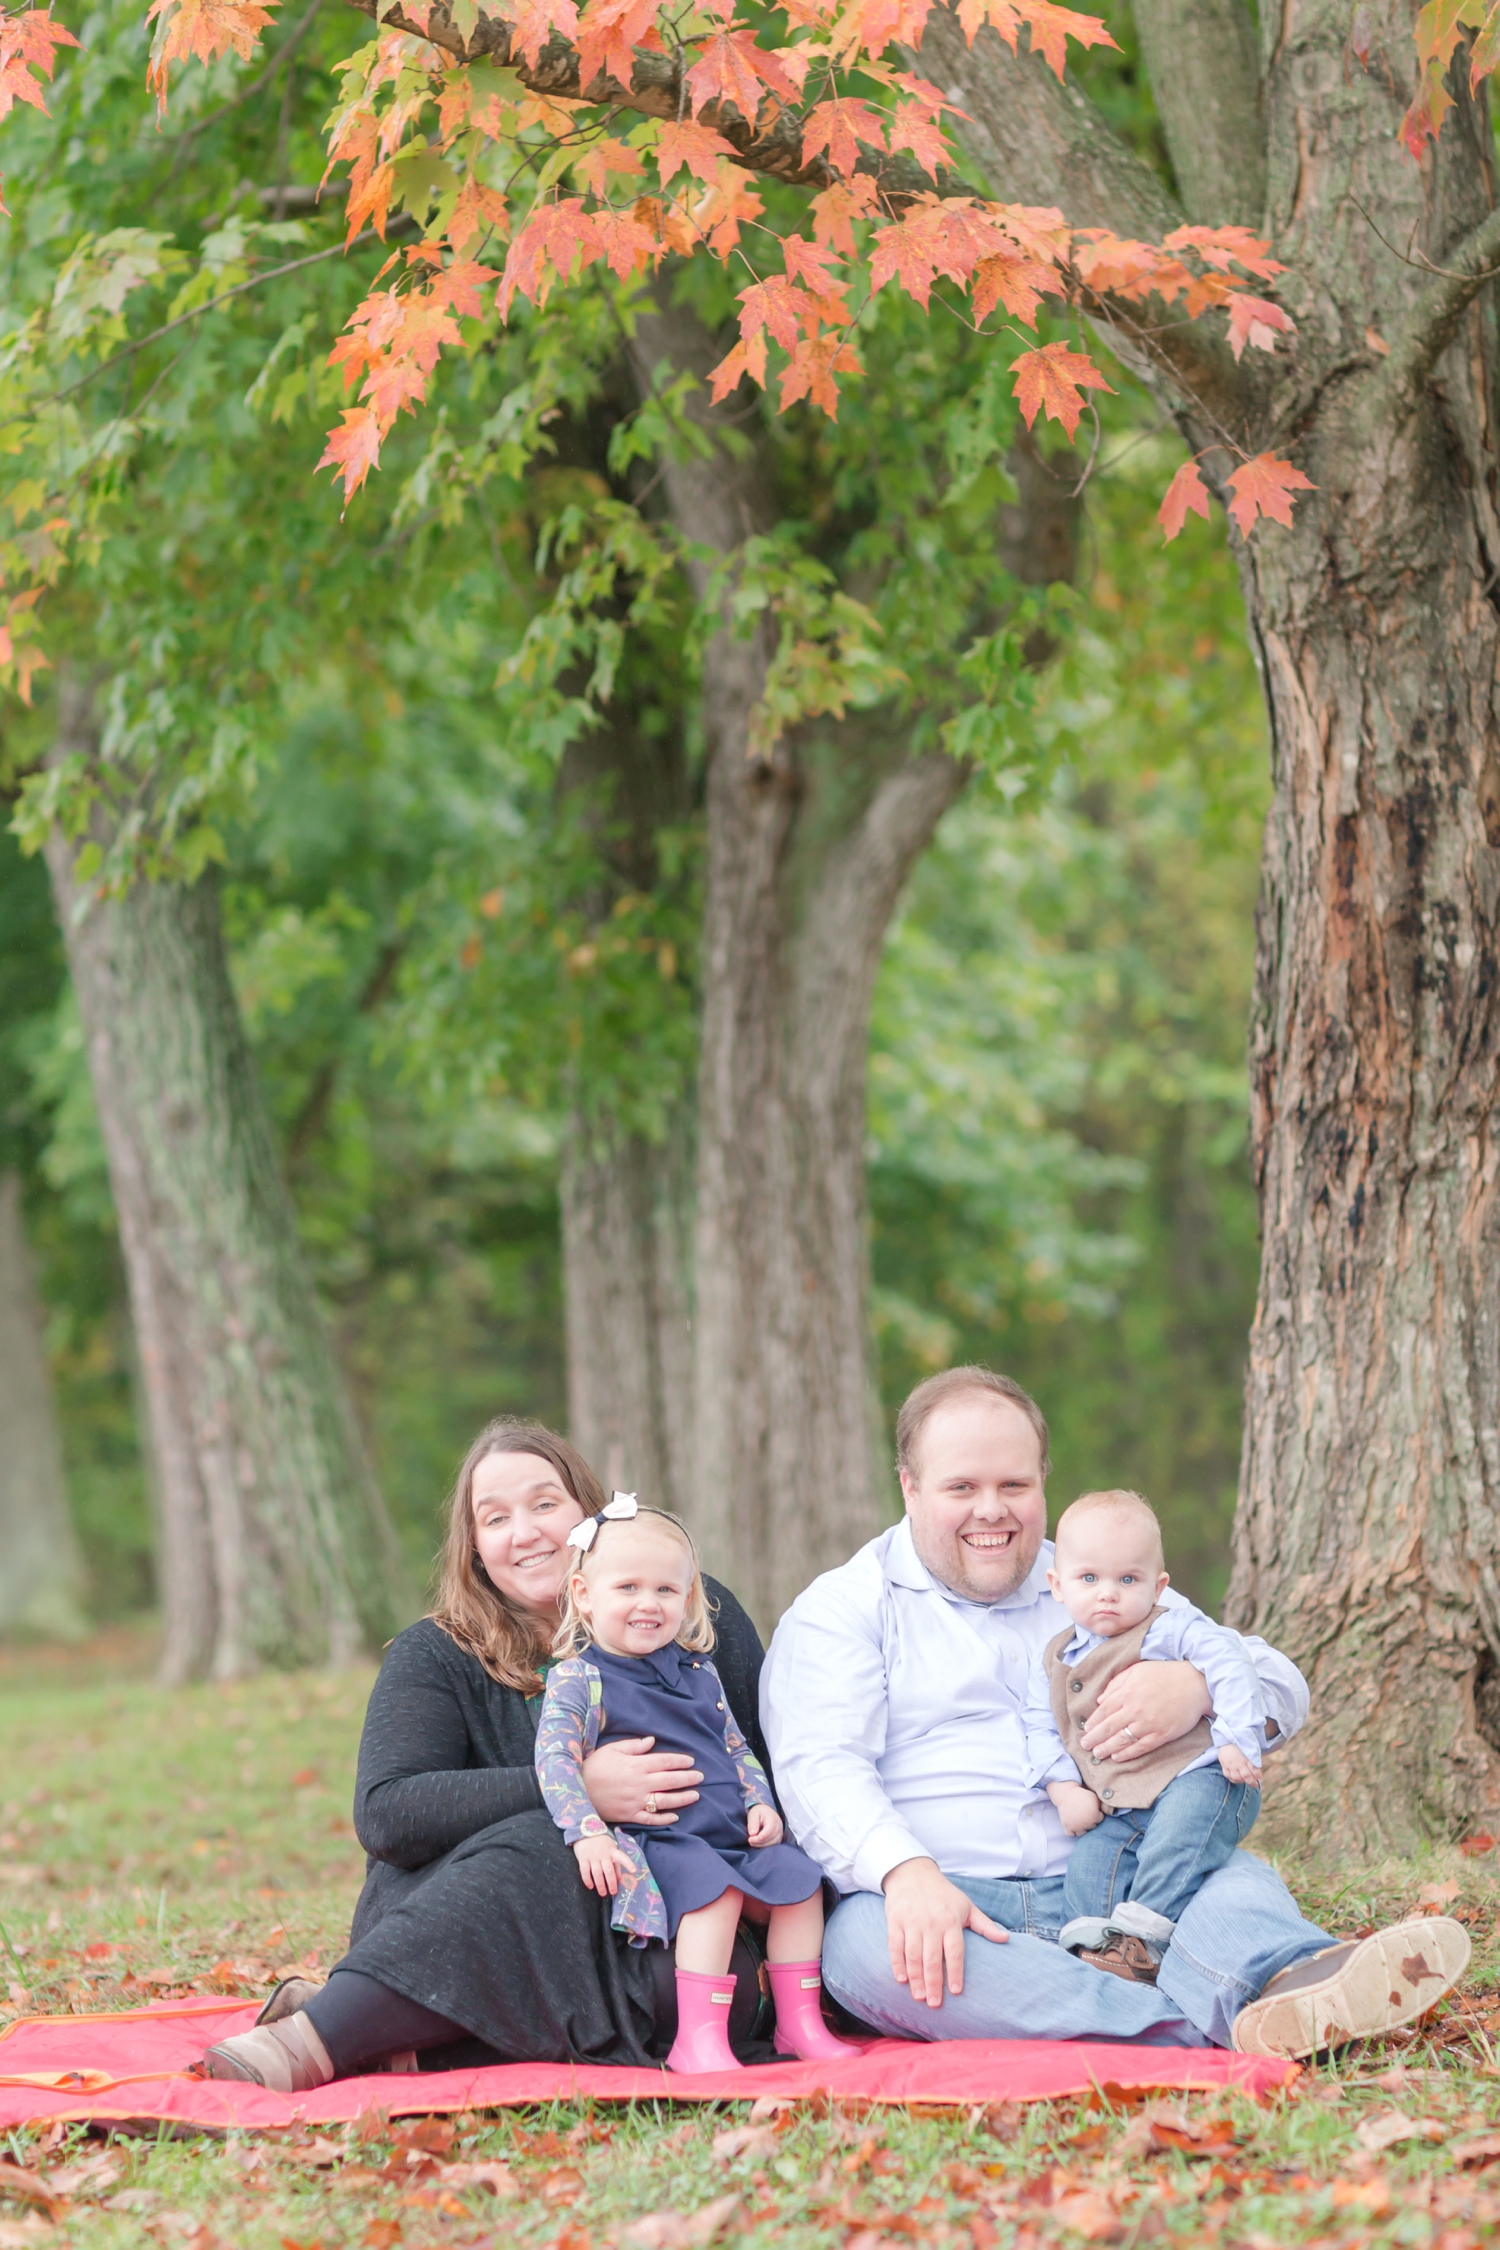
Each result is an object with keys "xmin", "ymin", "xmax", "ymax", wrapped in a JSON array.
[
  {"xmin": 683, "ymin": 26, "xmax": 804, "ymax": 124},
  {"xmin": 827, "ymin": 0, "xmax": 934, "ymax": 62},
  {"xmin": 318, "ymin": 407, "xmax": 383, "ymax": 504},
  {"xmin": 1161, "ymin": 223, "xmax": 1284, "ymax": 281},
  {"xmin": 447, "ymin": 178, "xmax": 509, "ymax": 251},
  {"xmin": 887, "ymin": 95, "xmax": 949, "ymax": 178},
  {"xmin": 1225, "ymin": 292, "xmax": 1296, "ymax": 360},
  {"xmin": 572, "ymin": 135, "xmax": 645, "ymax": 197},
  {"xmin": 955, "ymin": 0, "xmax": 1116, "ymax": 75},
  {"xmin": 1472, "ymin": 0, "xmax": 1500, "ymax": 86},
  {"xmin": 576, "ymin": 0, "xmax": 657, "ymax": 90},
  {"xmin": 591, "ymin": 205, "xmax": 658, "ymax": 278},
  {"xmin": 1225, "ymin": 452, "xmax": 1315, "ymax": 537},
  {"xmin": 810, "ymin": 174, "xmax": 878, "ymax": 252},
  {"xmin": 1400, "ymin": 56, "xmax": 1453, "ymax": 155},
  {"xmin": 145, "ymin": 0, "xmax": 275, "ymax": 99},
  {"xmin": 1157, "ymin": 460, "xmax": 1212, "ymax": 543},
  {"xmin": 497, "ymin": 199, "xmax": 600, "ymax": 314},
  {"xmin": 708, "ymin": 330, "xmax": 767, "ymax": 400},
  {"xmin": 800, "ymin": 94, "xmax": 887, "ymax": 177},
  {"xmin": 361, "ymin": 354, "xmax": 429, "ymax": 426},
  {"xmin": 655, "ymin": 118, "xmax": 737, "ymax": 184},
  {"xmin": 0, "ymin": 8, "xmax": 79, "ymax": 120},
  {"xmin": 971, "ymin": 243, "xmax": 1057, "ymax": 323},
  {"xmin": 505, "ymin": 0, "xmax": 579, "ymax": 69},
  {"xmin": 738, "ymin": 273, "xmax": 805, "ymax": 351},
  {"xmin": 779, "ymin": 328, "xmax": 862, "ymax": 415},
  {"xmin": 1010, "ymin": 340, "xmax": 1113, "ymax": 437}
]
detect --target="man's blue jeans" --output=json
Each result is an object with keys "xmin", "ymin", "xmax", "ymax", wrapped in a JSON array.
[
  {"xmin": 1065, "ymin": 1767, "xmax": 1261, "ymax": 1933},
  {"xmin": 821, "ymin": 1849, "xmax": 1331, "ymax": 2049}
]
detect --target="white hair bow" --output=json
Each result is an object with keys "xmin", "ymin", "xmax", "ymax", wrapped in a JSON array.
[{"xmin": 566, "ymin": 1491, "xmax": 638, "ymax": 1553}]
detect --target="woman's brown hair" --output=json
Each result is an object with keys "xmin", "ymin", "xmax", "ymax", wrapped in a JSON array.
[{"xmin": 430, "ymin": 1418, "xmax": 607, "ymax": 1690}]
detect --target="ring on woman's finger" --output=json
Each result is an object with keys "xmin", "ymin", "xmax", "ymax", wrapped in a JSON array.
[
  {"xmin": 646, "ymin": 1793, "xmax": 658, "ymax": 1814},
  {"xmin": 1121, "ymin": 1726, "xmax": 1138, "ymax": 1744}
]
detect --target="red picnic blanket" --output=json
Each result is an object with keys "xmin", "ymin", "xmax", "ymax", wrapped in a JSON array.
[{"xmin": 0, "ymin": 2001, "xmax": 1296, "ymax": 2130}]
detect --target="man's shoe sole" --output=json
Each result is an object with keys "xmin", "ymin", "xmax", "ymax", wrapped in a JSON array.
[{"xmin": 1231, "ymin": 1916, "xmax": 1471, "ymax": 2059}]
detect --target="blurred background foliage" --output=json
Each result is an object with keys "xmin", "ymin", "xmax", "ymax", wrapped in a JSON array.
[{"xmin": 0, "ymin": 0, "xmax": 1266, "ymax": 1622}]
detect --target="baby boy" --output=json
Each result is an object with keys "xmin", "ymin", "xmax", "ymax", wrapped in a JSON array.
[{"xmin": 1023, "ymin": 1486, "xmax": 1266, "ymax": 1984}]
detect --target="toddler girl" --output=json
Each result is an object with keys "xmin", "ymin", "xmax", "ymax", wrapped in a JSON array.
[
  {"xmin": 534, "ymin": 1493, "xmax": 857, "ymax": 2073},
  {"xmin": 1022, "ymin": 1487, "xmax": 1266, "ymax": 1983}
]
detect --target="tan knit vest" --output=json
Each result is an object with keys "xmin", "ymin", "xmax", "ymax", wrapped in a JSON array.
[{"xmin": 1045, "ymin": 1604, "xmax": 1215, "ymax": 1812}]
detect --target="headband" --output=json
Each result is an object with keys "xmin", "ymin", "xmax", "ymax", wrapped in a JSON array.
[{"xmin": 566, "ymin": 1491, "xmax": 638, "ymax": 1554}]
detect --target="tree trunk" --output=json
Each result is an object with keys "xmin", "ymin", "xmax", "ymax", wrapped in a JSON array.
[
  {"xmin": 919, "ymin": 0, "xmax": 1500, "ymax": 1847},
  {"xmin": 1222, "ymin": 9, "xmax": 1500, "ymax": 1850},
  {"xmin": 622, "ymin": 303, "xmax": 979, "ymax": 1625},
  {"xmin": 0, "ymin": 1168, "xmax": 88, "ymax": 1639},
  {"xmin": 44, "ymin": 678, "xmax": 413, "ymax": 1681}
]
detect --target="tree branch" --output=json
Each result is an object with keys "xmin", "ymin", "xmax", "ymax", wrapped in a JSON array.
[
  {"xmin": 1375, "ymin": 199, "xmax": 1500, "ymax": 412},
  {"xmin": 1130, "ymin": 0, "xmax": 1264, "ymax": 227}
]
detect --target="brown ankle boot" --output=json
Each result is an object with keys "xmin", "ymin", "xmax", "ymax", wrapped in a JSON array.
[
  {"xmin": 204, "ymin": 2011, "xmax": 335, "ymax": 2091},
  {"xmin": 1078, "ymin": 1933, "xmax": 1162, "ymax": 1984}
]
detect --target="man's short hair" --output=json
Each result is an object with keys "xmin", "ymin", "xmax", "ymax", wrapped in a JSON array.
[
  {"xmin": 1053, "ymin": 1488, "xmax": 1163, "ymax": 1570},
  {"xmin": 895, "ymin": 1366, "xmax": 1050, "ymax": 1481}
]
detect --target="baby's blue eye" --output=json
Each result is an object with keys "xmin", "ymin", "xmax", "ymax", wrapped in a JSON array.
[{"xmin": 1081, "ymin": 1572, "xmax": 1096, "ymax": 1583}]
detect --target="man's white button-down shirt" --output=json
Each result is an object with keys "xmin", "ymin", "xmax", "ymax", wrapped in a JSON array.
[{"xmin": 760, "ymin": 1519, "xmax": 1309, "ymax": 1897}]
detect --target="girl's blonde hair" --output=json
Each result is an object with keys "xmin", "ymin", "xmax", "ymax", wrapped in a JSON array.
[
  {"xmin": 553, "ymin": 1506, "xmax": 717, "ymax": 1659},
  {"xmin": 430, "ymin": 1418, "xmax": 607, "ymax": 1691}
]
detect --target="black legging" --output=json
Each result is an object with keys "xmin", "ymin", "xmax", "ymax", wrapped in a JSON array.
[{"xmin": 304, "ymin": 1932, "xmax": 770, "ymax": 2076}]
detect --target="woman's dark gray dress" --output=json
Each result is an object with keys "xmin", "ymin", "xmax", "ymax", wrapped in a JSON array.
[{"xmin": 334, "ymin": 1579, "xmax": 769, "ymax": 2066}]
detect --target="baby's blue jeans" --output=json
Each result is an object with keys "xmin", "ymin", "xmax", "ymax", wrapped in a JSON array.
[{"xmin": 1064, "ymin": 1764, "xmax": 1261, "ymax": 1935}]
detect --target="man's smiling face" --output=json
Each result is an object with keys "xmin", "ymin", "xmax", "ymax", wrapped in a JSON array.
[{"xmin": 900, "ymin": 1392, "xmax": 1048, "ymax": 1603}]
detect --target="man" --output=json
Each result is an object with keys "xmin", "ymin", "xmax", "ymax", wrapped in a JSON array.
[{"xmin": 761, "ymin": 1367, "xmax": 1469, "ymax": 2058}]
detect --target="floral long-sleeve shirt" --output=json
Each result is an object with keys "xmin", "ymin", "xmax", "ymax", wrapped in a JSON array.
[{"xmin": 535, "ymin": 1650, "xmax": 775, "ymax": 1944}]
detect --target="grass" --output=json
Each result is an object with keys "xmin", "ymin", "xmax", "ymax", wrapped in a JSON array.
[{"xmin": 3, "ymin": 1630, "xmax": 1500, "ymax": 2250}]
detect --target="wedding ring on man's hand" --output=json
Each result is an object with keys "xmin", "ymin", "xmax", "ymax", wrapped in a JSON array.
[
  {"xmin": 1122, "ymin": 1727, "xmax": 1138, "ymax": 1744},
  {"xmin": 646, "ymin": 1794, "xmax": 658, "ymax": 1814}
]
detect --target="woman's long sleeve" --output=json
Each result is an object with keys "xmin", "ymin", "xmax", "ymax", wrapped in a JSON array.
[{"xmin": 353, "ymin": 1627, "xmax": 543, "ymax": 1868}]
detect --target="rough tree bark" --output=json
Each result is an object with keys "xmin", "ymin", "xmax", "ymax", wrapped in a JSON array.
[
  {"xmin": 0, "ymin": 1168, "xmax": 88, "ymax": 1639},
  {"xmin": 915, "ymin": 0, "xmax": 1500, "ymax": 1848},
  {"xmin": 44, "ymin": 677, "xmax": 413, "ymax": 1681},
  {"xmin": 556, "ymin": 700, "xmax": 697, "ymax": 1513}
]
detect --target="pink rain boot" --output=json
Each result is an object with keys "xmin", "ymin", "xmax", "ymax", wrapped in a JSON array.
[
  {"xmin": 666, "ymin": 1968, "xmax": 738, "ymax": 2073},
  {"xmin": 767, "ymin": 1961, "xmax": 861, "ymax": 2060}
]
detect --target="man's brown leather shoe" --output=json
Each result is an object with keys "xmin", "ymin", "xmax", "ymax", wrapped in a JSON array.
[
  {"xmin": 1231, "ymin": 1917, "xmax": 1470, "ymax": 2059},
  {"xmin": 1077, "ymin": 1932, "xmax": 1161, "ymax": 1984}
]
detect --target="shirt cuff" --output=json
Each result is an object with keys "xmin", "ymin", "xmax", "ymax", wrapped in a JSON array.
[
  {"xmin": 850, "ymin": 1819, "xmax": 935, "ymax": 1897},
  {"xmin": 1209, "ymin": 1720, "xmax": 1263, "ymax": 1766}
]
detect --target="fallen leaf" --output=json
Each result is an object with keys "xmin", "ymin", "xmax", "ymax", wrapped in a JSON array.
[
  {"xmin": 0, "ymin": 2225, "xmax": 54, "ymax": 2248},
  {"xmin": 1051, "ymin": 2189, "xmax": 1122, "ymax": 2241},
  {"xmin": 0, "ymin": 2169, "xmax": 59, "ymax": 2220},
  {"xmin": 623, "ymin": 2194, "xmax": 741, "ymax": 2250},
  {"xmin": 1419, "ymin": 1880, "xmax": 1462, "ymax": 1905},
  {"xmin": 1355, "ymin": 2111, "xmax": 1447, "ymax": 2153},
  {"xmin": 362, "ymin": 2226, "xmax": 401, "ymax": 2250},
  {"xmin": 283, "ymin": 2139, "xmax": 343, "ymax": 2169},
  {"xmin": 1332, "ymin": 2176, "xmax": 1391, "ymax": 2213},
  {"xmin": 290, "ymin": 1769, "xmax": 319, "ymax": 1789},
  {"xmin": 747, "ymin": 2096, "xmax": 795, "ymax": 2125},
  {"xmin": 972, "ymin": 2099, "xmax": 1024, "ymax": 2139},
  {"xmin": 44, "ymin": 2156, "xmax": 120, "ymax": 2198},
  {"xmin": 106, "ymin": 2189, "xmax": 161, "ymax": 2212},
  {"xmin": 1450, "ymin": 2133, "xmax": 1500, "ymax": 2167},
  {"xmin": 541, "ymin": 2167, "xmax": 586, "ymax": 2205},
  {"xmin": 434, "ymin": 2161, "xmax": 519, "ymax": 2197},
  {"xmin": 711, "ymin": 2125, "xmax": 780, "ymax": 2162},
  {"xmin": 1460, "ymin": 1834, "xmax": 1497, "ymax": 1858}
]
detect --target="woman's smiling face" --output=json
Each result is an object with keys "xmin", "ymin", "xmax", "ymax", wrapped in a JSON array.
[{"xmin": 470, "ymin": 1450, "xmax": 587, "ymax": 1616}]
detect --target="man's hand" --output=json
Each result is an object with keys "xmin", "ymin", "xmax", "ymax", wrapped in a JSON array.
[
  {"xmin": 573, "ymin": 1832, "xmax": 632, "ymax": 1896},
  {"xmin": 1217, "ymin": 1744, "xmax": 1262, "ymax": 1786},
  {"xmin": 1046, "ymin": 1782, "xmax": 1104, "ymax": 1836},
  {"xmin": 881, "ymin": 1857, "xmax": 1008, "ymax": 2007},
  {"xmin": 581, "ymin": 1737, "xmax": 704, "ymax": 1825},
  {"xmin": 1080, "ymin": 1660, "xmax": 1211, "ymax": 1766},
  {"xmin": 747, "ymin": 1804, "xmax": 784, "ymax": 1847}
]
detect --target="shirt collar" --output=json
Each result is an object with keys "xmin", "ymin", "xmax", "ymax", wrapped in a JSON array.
[{"xmin": 887, "ymin": 1517, "xmax": 1055, "ymax": 1613}]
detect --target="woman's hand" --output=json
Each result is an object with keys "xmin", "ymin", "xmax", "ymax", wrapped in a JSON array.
[
  {"xmin": 1080, "ymin": 1659, "xmax": 1211, "ymax": 1765},
  {"xmin": 747, "ymin": 1804, "xmax": 783, "ymax": 1847},
  {"xmin": 573, "ymin": 1832, "xmax": 632, "ymax": 1896},
  {"xmin": 581, "ymin": 1736, "xmax": 704, "ymax": 1825}
]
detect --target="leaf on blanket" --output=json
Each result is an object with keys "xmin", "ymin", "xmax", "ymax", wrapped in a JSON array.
[
  {"xmin": 624, "ymin": 2193, "xmax": 741, "ymax": 2248},
  {"xmin": 1355, "ymin": 2111, "xmax": 1447, "ymax": 2153}
]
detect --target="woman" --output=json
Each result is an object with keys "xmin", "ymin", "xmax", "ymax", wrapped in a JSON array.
[{"xmin": 204, "ymin": 1421, "xmax": 773, "ymax": 2089}]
